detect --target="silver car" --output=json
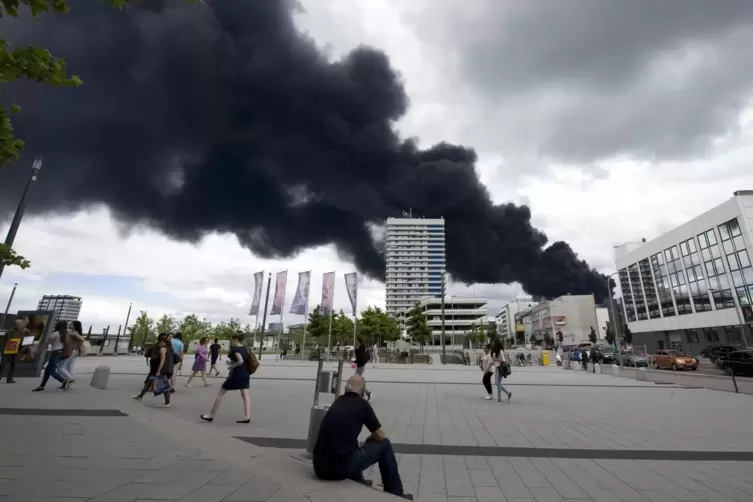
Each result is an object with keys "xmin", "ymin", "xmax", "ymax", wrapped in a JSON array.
[{"xmin": 622, "ymin": 350, "xmax": 649, "ymax": 367}]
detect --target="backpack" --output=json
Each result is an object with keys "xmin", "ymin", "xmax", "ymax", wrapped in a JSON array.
[
  {"xmin": 246, "ymin": 348, "xmax": 260, "ymax": 375},
  {"xmin": 499, "ymin": 361, "xmax": 512, "ymax": 377}
]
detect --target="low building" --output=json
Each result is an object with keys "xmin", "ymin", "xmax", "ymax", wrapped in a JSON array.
[
  {"xmin": 614, "ymin": 190, "xmax": 753, "ymax": 354},
  {"xmin": 395, "ymin": 296, "xmax": 487, "ymax": 347},
  {"xmin": 495, "ymin": 296, "xmax": 538, "ymax": 340},
  {"xmin": 518, "ymin": 294, "xmax": 598, "ymax": 345}
]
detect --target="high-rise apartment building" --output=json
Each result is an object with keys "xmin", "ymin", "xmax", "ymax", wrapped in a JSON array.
[
  {"xmin": 385, "ymin": 216, "xmax": 445, "ymax": 316},
  {"xmin": 37, "ymin": 295, "xmax": 83, "ymax": 322}
]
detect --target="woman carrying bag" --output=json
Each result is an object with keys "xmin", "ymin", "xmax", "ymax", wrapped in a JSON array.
[{"xmin": 491, "ymin": 339, "xmax": 512, "ymax": 402}]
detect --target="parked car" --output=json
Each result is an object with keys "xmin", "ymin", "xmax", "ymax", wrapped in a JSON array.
[
  {"xmin": 650, "ymin": 350, "xmax": 698, "ymax": 371},
  {"xmin": 599, "ymin": 348, "xmax": 617, "ymax": 364},
  {"xmin": 709, "ymin": 345, "xmax": 743, "ymax": 363},
  {"xmin": 718, "ymin": 350, "xmax": 753, "ymax": 377},
  {"xmin": 622, "ymin": 349, "xmax": 649, "ymax": 367},
  {"xmin": 700, "ymin": 344, "xmax": 722, "ymax": 357}
]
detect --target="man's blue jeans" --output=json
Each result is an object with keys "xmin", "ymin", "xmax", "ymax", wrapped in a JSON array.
[{"xmin": 347, "ymin": 438, "xmax": 404, "ymax": 495}]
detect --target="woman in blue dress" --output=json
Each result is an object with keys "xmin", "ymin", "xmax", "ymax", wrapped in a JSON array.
[{"xmin": 200, "ymin": 334, "xmax": 251, "ymax": 423}]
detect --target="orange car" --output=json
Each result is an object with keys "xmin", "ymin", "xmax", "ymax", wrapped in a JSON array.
[{"xmin": 650, "ymin": 350, "xmax": 698, "ymax": 371}]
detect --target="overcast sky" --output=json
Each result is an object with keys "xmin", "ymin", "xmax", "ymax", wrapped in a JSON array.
[{"xmin": 3, "ymin": 0, "xmax": 753, "ymax": 331}]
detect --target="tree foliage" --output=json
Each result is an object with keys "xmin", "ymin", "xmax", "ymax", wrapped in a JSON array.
[
  {"xmin": 0, "ymin": 243, "xmax": 30, "ymax": 269},
  {"xmin": 306, "ymin": 305, "xmax": 329, "ymax": 341},
  {"xmin": 357, "ymin": 306, "xmax": 399, "ymax": 346},
  {"xmin": 155, "ymin": 313, "xmax": 177, "ymax": 335},
  {"xmin": 406, "ymin": 302, "xmax": 431, "ymax": 350},
  {"xmin": 605, "ymin": 327, "xmax": 615, "ymax": 346},
  {"xmin": 179, "ymin": 313, "xmax": 210, "ymax": 343},
  {"xmin": 588, "ymin": 327, "xmax": 598, "ymax": 344},
  {"xmin": 127, "ymin": 310, "xmax": 154, "ymax": 347},
  {"xmin": 623, "ymin": 326, "xmax": 633, "ymax": 345}
]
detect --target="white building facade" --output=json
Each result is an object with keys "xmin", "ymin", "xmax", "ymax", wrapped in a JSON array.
[
  {"xmin": 395, "ymin": 296, "xmax": 487, "ymax": 347},
  {"xmin": 385, "ymin": 216, "xmax": 445, "ymax": 316},
  {"xmin": 37, "ymin": 295, "xmax": 82, "ymax": 322},
  {"xmin": 522, "ymin": 294, "xmax": 599, "ymax": 345},
  {"xmin": 495, "ymin": 296, "xmax": 537, "ymax": 339},
  {"xmin": 614, "ymin": 191, "xmax": 753, "ymax": 354}
]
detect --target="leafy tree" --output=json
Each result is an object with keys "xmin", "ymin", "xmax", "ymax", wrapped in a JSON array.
[
  {"xmin": 128, "ymin": 310, "xmax": 154, "ymax": 347},
  {"xmin": 381, "ymin": 313, "xmax": 400, "ymax": 344},
  {"xmin": 605, "ymin": 328, "xmax": 615, "ymax": 346},
  {"xmin": 406, "ymin": 302, "xmax": 431, "ymax": 351},
  {"xmin": 486, "ymin": 322, "xmax": 498, "ymax": 342},
  {"xmin": 179, "ymin": 314, "xmax": 210, "ymax": 344},
  {"xmin": 211, "ymin": 321, "xmax": 237, "ymax": 340},
  {"xmin": 588, "ymin": 327, "xmax": 598, "ymax": 344},
  {"xmin": 358, "ymin": 306, "xmax": 383, "ymax": 346},
  {"xmin": 155, "ymin": 313, "xmax": 177, "ymax": 335},
  {"xmin": 331, "ymin": 310, "xmax": 354, "ymax": 346},
  {"xmin": 0, "ymin": 243, "xmax": 30, "ymax": 270},
  {"xmin": 623, "ymin": 326, "xmax": 633, "ymax": 345},
  {"xmin": 306, "ymin": 305, "xmax": 329, "ymax": 342}
]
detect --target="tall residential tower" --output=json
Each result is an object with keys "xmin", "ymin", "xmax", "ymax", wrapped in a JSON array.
[
  {"xmin": 37, "ymin": 295, "xmax": 83, "ymax": 322},
  {"xmin": 385, "ymin": 216, "xmax": 445, "ymax": 316}
]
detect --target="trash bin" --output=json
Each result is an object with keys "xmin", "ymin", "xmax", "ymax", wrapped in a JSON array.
[
  {"xmin": 306, "ymin": 405, "xmax": 330, "ymax": 454},
  {"xmin": 540, "ymin": 351, "xmax": 551, "ymax": 366}
]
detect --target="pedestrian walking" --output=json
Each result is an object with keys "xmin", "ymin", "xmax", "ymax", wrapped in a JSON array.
[
  {"xmin": 132, "ymin": 333, "xmax": 174, "ymax": 408},
  {"xmin": 168, "ymin": 332, "xmax": 184, "ymax": 391},
  {"xmin": 209, "ymin": 338, "xmax": 222, "ymax": 376},
  {"xmin": 591, "ymin": 347, "xmax": 600, "ymax": 373},
  {"xmin": 186, "ymin": 337, "xmax": 211, "ymax": 387},
  {"xmin": 354, "ymin": 339, "xmax": 372, "ymax": 400},
  {"xmin": 32, "ymin": 320, "xmax": 68, "ymax": 391},
  {"xmin": 491, "ymin": 339, "xmax": 512, "ymax": 402},
  {"xmin": 56, "ymin": 321, "xmax": 85, "ymax": 389},
  {"xmin": 200, "ymin": 334, "xmax": 253, "ymax": 423},
  {"xmin": 0, "ymin": 317, "xmax": 30, "ymax": 383},
  {"xmin": 481, "ymin": 344, "xmax": 494, "ymax": 400},
  {"xmin": 372, "ymin": 343, "xmax": 379, "ymax": 367}
]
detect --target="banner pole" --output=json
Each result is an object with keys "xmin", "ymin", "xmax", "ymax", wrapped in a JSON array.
[
  {"xmin": 278, "ymin": 271, "xmax": 287, "ymax": 359},
  {"xmin": 302, "ymin": 299, "xmax": 309, "ymax": 361}
]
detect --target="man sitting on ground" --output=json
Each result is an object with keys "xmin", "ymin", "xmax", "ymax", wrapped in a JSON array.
[{"xmin": 313, "ymin": 375, "xmax": 412, "ymax": 500}]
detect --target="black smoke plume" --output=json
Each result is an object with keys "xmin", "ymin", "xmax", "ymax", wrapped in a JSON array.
[{"xmin": 0, "ymin": 0, "xmax": 608, "ymax": 302}]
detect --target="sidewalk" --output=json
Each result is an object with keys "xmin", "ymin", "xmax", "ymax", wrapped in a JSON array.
[{"xmin": 0, "ymin": 380, "xmax": 399, "ymax": 502}]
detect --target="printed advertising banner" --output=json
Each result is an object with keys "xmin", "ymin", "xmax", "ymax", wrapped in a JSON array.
[
  {"xmin": 321, "ymin": 272, "xmax": 335, "ymax": 316},
  {"xmin": 270, "ymin": 271, "xmax": 288, "ymax": 316},
  {"xmin": 344, "ymin": 272, "xmax": 358, "ymax": 316},
  {"xmin": 248, "ymin": 271, "xmax": 264, "ymax": 316},
  {"xmin": 290, "ymin": 271, "xmax": 311, "ymax": 315}
]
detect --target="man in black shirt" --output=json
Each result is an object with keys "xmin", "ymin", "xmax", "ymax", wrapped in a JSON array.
[
  {"xmin": 313, "ymin": 375, "xmax": 412, "ymax": 500},
  {"xmin": 209, "ymin": 338, "xmax": 222, "ymax": 376}
]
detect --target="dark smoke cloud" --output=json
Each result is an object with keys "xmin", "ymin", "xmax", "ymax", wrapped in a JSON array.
[{"xmin": 0, "ymin": 0, "xmax": 608, "ymax": 302}]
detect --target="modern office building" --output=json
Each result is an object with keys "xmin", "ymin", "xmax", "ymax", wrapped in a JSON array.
[
  {"xmin": 395, "ymin": 296, "xmax": 487, "ymax": 346},
  {"xmin": 519, "ymin": 294, "xmax": 599, "ymax": 345},
  {"xmin": 495, "ymin": 296, "xmax": 538, "ymax": 339},
  {"xmin": 384, "ymin": 215, "xmax": 445, "ymax": 316},
  {"xmin": 37, "ymin": 295, "xmax": 82, "ymax": 322},
  {"xmin": 614, "ymin": 191, "xmax": 753, "ymax": 354}
]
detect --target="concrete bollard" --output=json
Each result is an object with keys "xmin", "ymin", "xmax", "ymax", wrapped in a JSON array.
[
  {"xmin": 306, "ymin": 405, "xmax": 330, "ymax": 454},
  {"xmin": 563, "ymin": 359, "xmax": 571, "ymax": 370},
  {"xmin": 636, "ymin": 367, "xmax": 648, "ymax": 381},
  {"xmin": 90, "ymin": 365, "xmax": 111, "ymax": 389},
  {"xmin": 611, "ymin": 364, "xmax": 620, "ymax": 377}
]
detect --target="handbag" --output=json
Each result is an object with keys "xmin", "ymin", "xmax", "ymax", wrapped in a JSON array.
[
  {"xmin": 79, "ymin": 340, "xmax": 91, "ymax": 357},
  {"xmin": 151, "ymin": 375, "xmax": 171, "ymax": 396}
]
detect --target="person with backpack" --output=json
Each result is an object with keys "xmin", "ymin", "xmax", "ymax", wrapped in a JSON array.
[
  {"xmin": 200, "ymin": 333, "xmax": 258, "ymax": 424},
  {"xmin": 353, "ymin": 338, "xmax": 372, "ymax": 401},
  {"xmin": 491, "ymin": 339, "xmax": 512, "ymax": 402}
]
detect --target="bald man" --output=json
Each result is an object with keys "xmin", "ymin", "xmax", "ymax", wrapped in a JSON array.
[{"xmin": 313, "ymin": 375, "xmax": 412, "ymax": 500}]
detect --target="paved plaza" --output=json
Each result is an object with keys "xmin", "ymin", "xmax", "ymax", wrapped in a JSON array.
[{"xmin": 1, "ymin": 357, "xmax": 753, "ymax": 501}]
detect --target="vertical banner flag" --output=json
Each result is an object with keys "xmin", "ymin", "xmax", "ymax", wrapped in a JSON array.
[
  {"xmin": 344, "ymin": 272, "xmax": 358, "ymax": 316},
  {"xmin": 321, "ymin": 271, "xmax": 335, "ymax": 315},
  {"xmin": 248, "ymin": 271, "xmax": 264, "ymax": 316},
  {"xmin": 290, "ymin": 271, "xmax": 311, "ymax": 315},
  {"xmin": 270, "ymin": 271, "xmax": 288, "ymax": 316}
]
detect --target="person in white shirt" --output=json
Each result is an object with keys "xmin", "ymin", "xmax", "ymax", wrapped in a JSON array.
[
  {"xmin": 372, "ymin": 344, "xmax": 379, "ymax": 367},
  {"xmin": 32, "ymin": 320, "xmax": 68, "ymax": 391},
  {"xmin": 481, "ymin": 345, "xmax": 494, "ymax": 400}
]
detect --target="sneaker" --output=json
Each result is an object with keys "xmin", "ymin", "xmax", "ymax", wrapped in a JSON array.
[
  {"xmin": 507, "ymin": 392, "xmax": 512, "ymax": 402},
  {"xmin": 398, "ymin": 494, "xmax": 414, "ymax": 500},
  {"xmin": 484, "ymin": 395, "xmax": 493, "ymax": 400},
  {"xmin": 131, "ymin": 395, "xmax": 143, "ymax": 400},
  {"xmin": 32, "ymin": 387, "xmax": 44, "ymax": 392},
  {"xmin": 157, "ymin": 403, "xmax": 171, "ymax": 408},
  {"xmin": 66, "ymin": 379, "xmax": 76, "ymax": 389},
  {"xmin": 185, "ymin": 384, "xmax": 192, "ymax": 388},
  {"xmin": 6, "ymin": 379, "xmax": 16, "ymax": 384}
]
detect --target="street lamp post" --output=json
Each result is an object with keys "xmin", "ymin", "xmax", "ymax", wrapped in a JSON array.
[
  {"xmin": 604, "ymin": 272, "xmax": 622, "ymax": 367},
  {"xmin": 0, "ymin": 282, "xmax": 18, "ymax": 330},
  {"xmin": 0, "ymin": 158, "xmax": 43, "ymax": 283}
]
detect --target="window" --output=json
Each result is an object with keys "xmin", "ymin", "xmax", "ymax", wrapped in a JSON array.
[
  {"xmin": 699, "ymin": 228, "xmax": 734, "ymax": 310},
  {"xmin": 719, "ymin": 218, "xmax": 753, "ymax": 311},
  {"xmin": 639, "ymin": 258, "xmax": 661, "ymax": 319},
  {"xmin": 619, "ymin": 268, "xmax": 636, "ymax": 322},
  {"xmin": 629, "ymin": 263, "xmax": 648, "ymax": 320},
  {"xmin": 685, "ymin": 329, "xmax": 700, "ymax": 343},
  {"xmin": 665, "ymin": 245, "xmax": 692, "ymax": 315},
  {"xmin": 651, "ymin": 253, "xmax": 675, "ymax": 317},
  {"xmin": 682, "ymin": 237, "xmax": 711, "ymax": 312}
]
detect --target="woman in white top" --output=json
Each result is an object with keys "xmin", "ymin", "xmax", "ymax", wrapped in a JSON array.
[
  {"xmin": 57, "ymin": 320, "xmax": 84, "ymax": 389},
  {"xmin": 32, "ymin": 320, "xmax": 68, "ymax": 391},
  {"xmin": 491, "ymin": 339, "xmax": 512, "ymax": 402},
  {"xmin": 481, "ymin": 344, "xmax": 495, "ymax": 400}
]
